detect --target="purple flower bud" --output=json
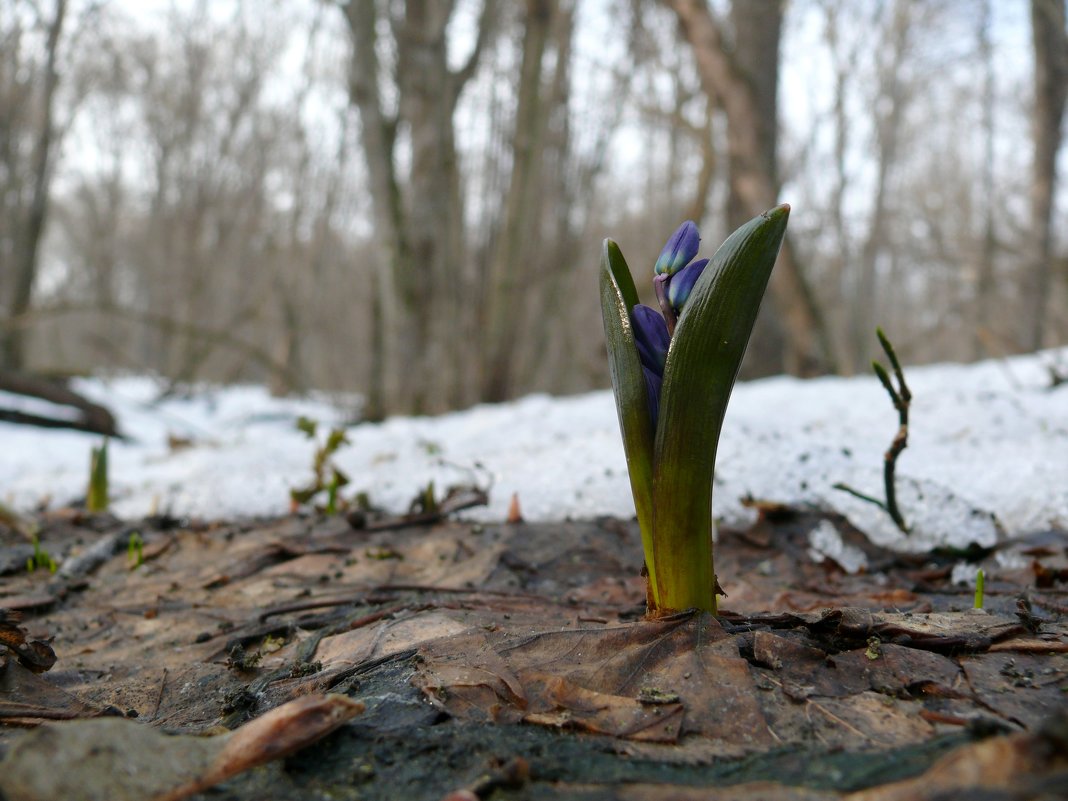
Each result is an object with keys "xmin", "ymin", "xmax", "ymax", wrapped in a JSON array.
[
  {"xmin": 654, "ymin": 221, "xmax": 700, "ymax": 276},
  {"xmin": 642, "ymin": 365, "xmax": 662, "ymax": 429},
  {"xmin": 632, "ymin": 305, "xmax": 670, "ymax": 375},
  {"xmin": 667, "ymin": 257, "xmax": 709, "ymax": 312}
]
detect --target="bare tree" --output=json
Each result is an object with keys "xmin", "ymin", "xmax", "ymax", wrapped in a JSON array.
[
  {"xmin": 6, "ymin": 0, "xmax": 1057, "ymax": 409},
  {"xmin": 341, "ymin": 0, "xmax": 495, "ymax": 415},
  {"xmin": 974, "ymin": 0, "xmax": 998, "ymax": 358},
  {"xmin": 0, "ymin": 0, "xmax": 68, "ymax": 370},
  {"xmin": 481, "ymin": 0, "xmax": 559, "ymax": 402},
  {"xmin": 1028, "ymin": 0, "xmax": 1068, "ymax": 350},
  {"xmin": 663, "ymin": 0, "xmax": 836, "ymax": 375},
  {"xmin": 816, "ymin": 0, "xmax": 863, "ymax": 365},
  {"xmin": 849, "ymin": 0, "xmax": 911, "ymax": 373}
]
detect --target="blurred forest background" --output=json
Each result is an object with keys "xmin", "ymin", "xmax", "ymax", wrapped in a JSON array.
[{"xmin": 1, "ymin": 0, "xmax": 1066, "ymax": 418}]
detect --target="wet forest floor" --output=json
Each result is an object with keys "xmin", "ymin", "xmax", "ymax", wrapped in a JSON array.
[{"xmin": 1, "ymin": 507, "xmax": 1066, "ymax": 800}]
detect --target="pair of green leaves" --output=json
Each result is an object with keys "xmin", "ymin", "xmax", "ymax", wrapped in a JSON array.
[{"xmin": 600, "ymin": 206, "xmax": 790, "ymax": 613}]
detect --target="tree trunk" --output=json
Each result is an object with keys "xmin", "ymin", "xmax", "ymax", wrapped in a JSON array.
[
  {"xmin": 482, "ymin": 0, "xmax": 555, "ymax": 402},
  {"xmin": 1, "ymin": 0, "xmax": 67, "ymax": 371},
  {"xmin": 395, "ymin": 0, "xmax": 471, "ymax": 411},
  {"xmin": 1028, "ymin": 0, "xmax": 1068, "ymax": 351},
  {"xmin": 342, "ymin": 0, "xmax": 407, "ymax": 418},
  {"xmin": 974, "ymin": 0, "xmax": 998, "ymax": 359},
  {"xmin": 725, "ymin": 0, "xmax": 786, "ymax": 376},
  {"xmin": 850, "ymin": 0, "xmax": 908, "ymax": 374},
  {"xmin": 342, "ymin": 0, "xmax": 492, "ymax": 414},
  {"xmin": 665, "ymin": 0, "xmax": 836, "ymax": 376},
  {"xmin": 524, "ymin": 1, "xmax": 589, "ymax": 393},
  {"xmin": 684, "ymin": 105, "xmax": 716, "ymax": 225},
  {"xmin": 724, "ymin": 0, "xmax": 779, "ymax": 233}
]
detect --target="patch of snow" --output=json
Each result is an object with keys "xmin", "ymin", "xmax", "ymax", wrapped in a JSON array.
[
  {"xmin": 951, "ymin": 562, "xmax": 983, "ymax": 587},
  {"xmin": 1, "ymin": 348, "xmax": 1066, "ymax": 554},
  {"xmin": 807, "ymin": 520, "xmax": 868, "ymax": 574}
]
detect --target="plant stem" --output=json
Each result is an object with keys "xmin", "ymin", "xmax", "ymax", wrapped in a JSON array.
[
  {"xmin": 832, "ymin": 329, "xmax": 911, "ymax": 534},
  {"xmin": 831, "ymin": 482, "xmax": 887, "ymax": 511},
  {"xmin": 876, "ymin": 328, "xmax": 910, "ymax": 533}
]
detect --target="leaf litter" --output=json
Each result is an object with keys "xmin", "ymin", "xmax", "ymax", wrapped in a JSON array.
[{"xmin": 0, "ymin": 507, "xmax": 1065, "ymax": 799}]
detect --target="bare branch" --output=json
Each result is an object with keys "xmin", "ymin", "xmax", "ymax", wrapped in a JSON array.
[{"xmin": 451, "ymin": 0, "xmax": 496, "ymax": 96}]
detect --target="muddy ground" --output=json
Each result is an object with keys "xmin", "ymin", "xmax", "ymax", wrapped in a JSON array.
[{"xmin": 1, "ymin": 507, "xmax": 1066, "ymax": 800}]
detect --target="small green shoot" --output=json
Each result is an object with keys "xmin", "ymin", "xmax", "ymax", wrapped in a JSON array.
[
  {"xmin": 601, "ymin": 208, "xmax": 790, "ymax": 613},
  {"xmin": 974, "ymin": 568, "xmax": 985, "ymax": 609},
  {"xmin": 26, "ymin": 534, "xmax": 57, "ymax": 574},
  {"xmin": 87, "ymin": 438, "xmax": 110, "ymax": 513},
  {"xmin": 325, "ymin": 472, "xmax": 341, "ymax": 515},
  {"xmin": 410, "ymin": 480, "xmax": 438, "ymax": 515},
  {"xmin": 834, "ymin": 328, "xmax": 911, "ymax": 533},
  {"xmin": 128, "ymin": 531, "xmax": 144, "ymax": 569},
  {"xmin": 290, "ymin": 417, "xmax": 351, "ymax": 513}
]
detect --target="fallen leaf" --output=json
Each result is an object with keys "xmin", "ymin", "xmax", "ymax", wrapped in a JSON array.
[
  {"xmin": 844, "ymin": 713, "xmax": 1068, "ymax": 800},
  {"xmin": 0, "ymin": 659, "xmax": 100, "ymax": 722},
  {"xmin": 416, "ymin": 613, "xmax": 771, "ymax": 746},
  {"xmin": 0, "ymin": 609, "xmax": 57, "ymax": 673}
]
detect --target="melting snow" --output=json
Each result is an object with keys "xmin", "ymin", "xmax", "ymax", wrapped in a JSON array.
[{"xmin": 1, "ymin": 348, "xmax": 1066, "ymax": 553}]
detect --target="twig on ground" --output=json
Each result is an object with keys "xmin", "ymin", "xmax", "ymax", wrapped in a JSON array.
[{"xmin": 834, "ymin": 327, "xmax": 911, "ymax": 533}]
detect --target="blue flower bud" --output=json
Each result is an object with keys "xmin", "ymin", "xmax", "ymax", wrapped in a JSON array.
[
  {"xmin": 667, "ymin": 257, "xmax": 709, "ymax": 312},
  {"xmin": 632, "ymin": 305, "xmax": 670, "ymax": 375},
  {"xmin": 654, "ymin": 221, "xmax": 700, "ymax": 276}
]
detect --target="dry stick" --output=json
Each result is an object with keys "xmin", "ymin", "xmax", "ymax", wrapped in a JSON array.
[{"xmin": 834, "ymin": 327, "xmax": 911, "ymax": 533}]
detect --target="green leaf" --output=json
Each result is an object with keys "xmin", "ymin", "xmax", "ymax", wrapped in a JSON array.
[
  {"xmin": 599, "ymin": 238, "xmax": 658, "ymax": 607},
  {"xmin": 652, "ymin": 205, "xmax": 790, "ymax": 612}
]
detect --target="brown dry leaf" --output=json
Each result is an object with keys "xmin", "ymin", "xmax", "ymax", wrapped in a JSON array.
[
  {"xmin": 416, "ymin": 613, "xmax": 772, "ymax": 747},
  {"xmin": 751, "ymin": 630, "xmax": 852, "ymax": 700},
  {"xmin": 0, "ymin": 609, "xmax": 57, "ymax": 673},
  {"xmin": 828, "ymin": 643, "xmax": 962, "ymax": 697},
  {"xmin": 960, "ymin": 652, "xmax": 1068, "ymax": 727},
  {"xmin": 844, "ymin": 714, "xmax": 1068, "ymax": 800},
  {"xmin": 521, "ymin": 671, "xmax": 683, "ymax": 742},
  {"xmin": 417, "ymin": 629, "xmax": 528, "ymax": 722},
  {"xmin": 0, "ymin": 659, "xmax": 100, "ymax": 722},
  {"xmin": 804, "ymin": 692, "xmax": 935, "ymax": 748},
  {"xmin": 0, "ymin": 692, "xmax": 363, "ymax": 801}
]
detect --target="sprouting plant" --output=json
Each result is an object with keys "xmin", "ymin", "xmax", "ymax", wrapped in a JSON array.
[
  {"xmin": 26, "ymin": 534, "xmax": 57, "ymax": 574},
  {"xmin": 87, "ymin": 438, "xmax": 109, "ymax": 513},
  {"xmin": 290, "ymin": 416, "xmax": 350, "ymax": 513},
  {"xmin": 128, "ymin": 531, "xmax": 144, "ymax": 569},
  {"xmin": 974, "ymin": 568, "xmax": 985, "ymax": 609},
  {"xmin": 834, "ymin": 328, "xmax": 911, "ymax": 533},
  {"xmin": 600, "ymin": 206, "xmax": 790, "ymax": 614},
  {"xmin": 410, "ymin": 480, "xmax": 438, "ymax": 515}
]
